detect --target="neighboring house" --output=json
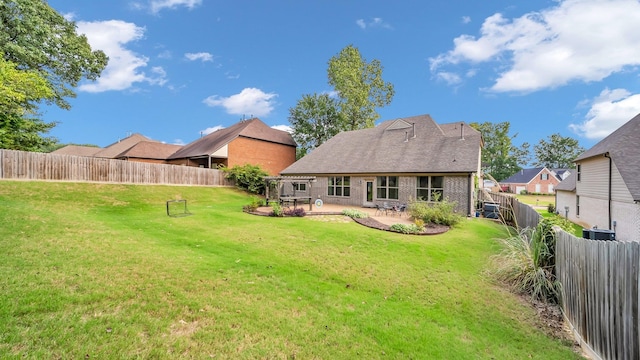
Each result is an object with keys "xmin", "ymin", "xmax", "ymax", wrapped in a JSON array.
[
  {"xmin": 52, "ymin": 133, "xmax": 152, "ymax": 159},
  {"xmin": 167, "ymin": 118, "xmax": 297, "ymax": 175},
  {"xmin": 500, "ymin": 167, "xmax": 563, "ymax": 194},
  {"xmin": 280, "ymin": 114, "xmax": 482, "ymax": 216},
  {"xmin": 114, "ymin": 141, "xmax": 183, "ymax": 164},
  {"xmin": 51, "ymin": 145, "xmax": 101, "ymax": 157},
  {"xmin": 556, "ymin": 113, "xmax": 640, "ymax": 242}
]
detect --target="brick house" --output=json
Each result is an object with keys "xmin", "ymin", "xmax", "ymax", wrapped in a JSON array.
[
  {"xmin": 500, "ymin": 167, "xmax": 564, "ymax": 194},
  {"xmin": 280, "ymin": 114, "xmax": 482, "ymax": 216},
  {"xmin": 167, "ymin": 118, "xmax": 296, "ymax": 175}
]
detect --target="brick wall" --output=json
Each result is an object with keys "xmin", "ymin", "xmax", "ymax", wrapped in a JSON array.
[{"xmin": 228, "ymin": 137, "xmax": 296, "ymax": 175}]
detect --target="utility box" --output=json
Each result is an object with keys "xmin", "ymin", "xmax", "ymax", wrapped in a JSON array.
[
  {"xmin": 483, "ymin": 202, "xmax": 499, "ymax": 219},
  {"xmin": 582, "ymin": 228, "xmax": 616, "ymax": 241}
]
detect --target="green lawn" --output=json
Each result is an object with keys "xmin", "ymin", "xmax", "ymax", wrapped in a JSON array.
[
  {"xmin": 516, "ymin": 194, "xmax": 555, "ymax": 208},
  {"xmin": 0, "ymin": 181, "xmax": 580, "ymax": 359}
]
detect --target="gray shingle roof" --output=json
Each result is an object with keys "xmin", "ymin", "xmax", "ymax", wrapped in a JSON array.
[
  {"xmin": 169, "ymin": 118, "xmax": 296, "ymax": 159},
  {"xmin": 501, "ymin": 167, "xmax": 546, "ymax": 184},
  {"xmin": 575, "ymin": 113, "xmax": 640, "ymax": 201},
  {"xmin": 555, "ymin": 171, "xmax": 576, "ymax": 192},
  {"xmin": 280, "ymin": 114, "xmax": 481, "ymax": 175}
]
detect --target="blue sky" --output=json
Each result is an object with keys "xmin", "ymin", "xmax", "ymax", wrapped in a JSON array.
[{"xmin": 44, "ymin": 0, "xmax": 640, "ymax": 152}]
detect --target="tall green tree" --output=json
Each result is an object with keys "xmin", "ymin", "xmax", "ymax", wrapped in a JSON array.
[
  {"xmin": 288, "ymin": 93, "xmax": 346, "ymax": 159},
  {"xmin": 470, "ymin": 121, "xmax": 530, "ymax": 181},
  {"xmin": 0, "ymin": 0, "xmax": 108, "ymax": 110},
  {"xmin": 1, "ymin": 55, "xmax": 57, "ymax": 151},
  {"xmin": 533, "ymin": 133, "xmax": 584, "ymax": 169},
  {"xmin": 327, "ymin": 44, "xmax": 394, "ymax": 130}
]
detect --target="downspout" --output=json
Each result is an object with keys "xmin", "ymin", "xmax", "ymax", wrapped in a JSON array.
[
  {"xmin": 604, "ymin": 153, "xmax": 612, "ymax": 230},
  {"xmin": 468, "ymin": 173, "xmax": 473, "ymax": 217}
]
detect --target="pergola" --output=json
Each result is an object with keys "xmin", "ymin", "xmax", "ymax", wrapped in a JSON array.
[{"xmin": 264, "ymin": 176, "xmax": 316, "ymax": 210}]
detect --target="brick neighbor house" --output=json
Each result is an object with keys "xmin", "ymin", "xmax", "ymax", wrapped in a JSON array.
[
  {"xmin": 167, "ymin": 118, "xmax": 297, "ymax": 175},
  {"xmin": 500, "ymin": 167, "xmax": 565, "ymax": 194},
  {"xmin": 280, "ymin": 114, "xmax": 482, "ymax": 216}
]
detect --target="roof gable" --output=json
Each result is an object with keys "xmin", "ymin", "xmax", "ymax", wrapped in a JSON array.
[
  {"xmin": 94, "ymin": 133, "xmax": 152, "ymax": 158},
  {"xmin": 575, "ymin": 113, "xmax": 640, "ymax": 201},
  {"xmin": 501, "ymin": 167, "xmax": 547, "ymax": 184},
  {"xmin": 51, "ymin": 145, "xmax": 101, "ymax": 157},
  {"xmin": 169, "ymin": 118, "xmax": 295, "ymax": 159},
  {"xmin": 116, "ymin": 141, "xmax": 182, "ymax": 159},
  {"xmin": 281, "ymin": 114, "xmax": 481, "ymax": 175}
]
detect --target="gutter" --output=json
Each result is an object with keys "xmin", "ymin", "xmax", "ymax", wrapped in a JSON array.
[{"xmin": 604, "ymin": 153, "xmax": 612, "ymax": 230}]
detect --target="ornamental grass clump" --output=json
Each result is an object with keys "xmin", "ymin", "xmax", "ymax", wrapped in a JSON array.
[
  {"xmin": 492, "ymin": 217, "xmax": 572, "ymax": 304},
  {"xmin": 390, "ymin": 223, "xmax": 424, "ymax": 234}
]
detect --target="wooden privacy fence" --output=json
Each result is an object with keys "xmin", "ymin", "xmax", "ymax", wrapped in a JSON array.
[
  {"xmin": 478, "ymin": 191, "xmax": 542, "ymax": 229},
  {"xmin": 556, "ymin": 230, "xmax": 640, "ymax": 360},
  {"xmin": 0, "ymin": 149, "xmax": 233, "ymax": 187}
]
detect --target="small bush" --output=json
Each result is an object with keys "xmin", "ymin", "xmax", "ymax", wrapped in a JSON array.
[
  {"xmin": 414, "ymin": 218, "xmax": 425, "ymax": 229},
  {"xmin": 342, "ymin": 208, "xmax": 369, "ymax": 218},
  {"xmin": 390, "ymin": 223, "xmax": 423, "ymax": 234},
  {"xmin": 547, "ymin": 203, "xmax": 555, "ymax": 213},
  {"xmin": 284, "ymin": 207, "xmax": 306, "ymax": 217},
  {"xmin": 408, "ymin": 199, "xmax": 462, "ymax": 226},
  {"xmin": 243, "ymin": 196, "xmax": 264, "ymax": 212},
  {"xmin": 269, "ymin": 202, "xmax": 283, "ymax": 217}
]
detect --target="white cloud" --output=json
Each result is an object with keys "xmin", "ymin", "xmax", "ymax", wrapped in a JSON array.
[
  {"xmin": 185, "ymin": 52, "xmax": 214, "ymax": 62},
  {"xmin": 430, "ymin": 0, "xmax": 640, "ymax": 93},
  {"xmin": 271, "ymin": 125, "xmax": 292, "ymax": 133},
  {"xmin": 434, "ymin": 71, "xmax": 462, "ymax": 86},
  {"xmin": 355, "ymin": 17, "xmax": 393, "ymax": 30},
  {"xmin": 200, "ymin": 125, "xmax": 225, "ymax": 135},
  {"xmin": 149, "ymin": 0, "xmax": 202, "ymax": 14},
  {"xmin": 462, "ymin": 16, "xmax": 471, "ymax": 24},
  {"xmin": 172, "ymin": 139, "xmax": 186, "ymax": 145},
  {"xmin": 203, "ymin": 88, "xmax": 277, "ymax": 117},
  {"xmin": 570, "ymin": 88, "xmax": 640, "ymax": 140},
  {"xmin": 77, "ymin": 20, "xmax": 166, "ymax": 92}
]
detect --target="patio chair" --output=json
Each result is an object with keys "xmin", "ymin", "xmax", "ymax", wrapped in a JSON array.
[{"xmin": 374, "ymin": 204, "xmax": 386, "ymax": 216}]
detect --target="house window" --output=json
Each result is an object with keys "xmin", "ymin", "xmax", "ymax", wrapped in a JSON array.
[
  {"xmin": 376, "ymin": 176, "xmax": 399, "ymax": 200},
  {"xmin": 292, "ymin": 183, "xmax": 306, "ymax": 192},
  {"xmin": 577, "ymin": 164, "xmax": 581, "ymax": 182},
  {"xmin": 417, "ymin": 176, "xmax": 444, "ymax": 201},
  {"xmin": 328, "ymin": 176, "xmax": 350, "ymax": 197},
  {"xmin": 576, "ymin": 195, "xmax": 580, "ymax": 216},
  {"xmin": 541, "ymin": 173, "xmax": 549, "ymax": 180}
]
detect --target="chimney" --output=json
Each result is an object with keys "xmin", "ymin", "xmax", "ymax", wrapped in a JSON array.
[
  {"xmin": 412, "ymin": 123, "xmax": 416, "ymax": 138},
  {"xmin": 460, "ymin": 123, "xmax": 465, "ymax": 140}
]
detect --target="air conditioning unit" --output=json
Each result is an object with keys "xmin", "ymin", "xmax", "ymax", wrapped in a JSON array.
[
  {"xmin": 483, "ymin": 202, "xmax": 499, "ymax": 219},
  {"xmin": 582, "ymin": 228, "xmax": 616, "ymax": 241}
]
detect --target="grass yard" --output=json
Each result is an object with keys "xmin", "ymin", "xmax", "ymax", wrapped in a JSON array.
[
  {"xmin": 0, "ymin": 181, "xmax": 581, "ymax": 359},
  {"xmin": 515, "ymin": 194, "xmax": 555, "ymax": 208}
]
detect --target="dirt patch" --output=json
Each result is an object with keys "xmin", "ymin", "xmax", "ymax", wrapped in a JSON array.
[
  {"xmin": 518, "ymin": 296, "xmax": 587, "ymax": 358},
  {"xmin": 352, "ymin": 217, "xmax": 449, "ymax": 235}
]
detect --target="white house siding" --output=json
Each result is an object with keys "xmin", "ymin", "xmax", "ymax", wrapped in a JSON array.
[
  {"xmin": 611, "ymin": 201, "xmax": 640, "ymax": 242},
  {"xmin": 556, "ymin": 190, "xmax": 582, "ymax": 226},
  {"xmin": 575, "ymin": 157, "xmax": 639, "ymax": 241},
  {"xmin": 577, "ymin": 157, "xmax": 609, "ymax": 199}
]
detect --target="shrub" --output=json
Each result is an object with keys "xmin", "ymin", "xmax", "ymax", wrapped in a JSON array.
[
  {"xmin": 284, "ymin": 207, "xmax": 306, "ymax": 217},
  {"xmin": 408, "ymin": 199, "xmax": 462, "ymax": 226},
  {"xmin": 414, "ymin": 218, "xmax": 425, "ymax": 229},
  {"xmin": 222, "ymin": 164, "xmax": 268, "ymax": 194},
  {"xmin": 342, "ymin": 208, "xmax": 369, "ymax": 218},
  {"xmin": 269, "ymin": 202, "xmax": 283, "ymax": 217},
  {"xmin": 547, "ymin": 203, "xmax": 556, "ymax": 213},
  {"xmin": 243, "ymin": 196, "xmax": 263, "ymax": 212},
  {"xmin": 390, "ymin": 223, "xmax": 424, "ymax": 234}
]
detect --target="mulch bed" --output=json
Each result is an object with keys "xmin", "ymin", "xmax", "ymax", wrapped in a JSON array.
[{"xmin": 352, "ymin": 217, "xmax": 449, "ymax": 235}]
